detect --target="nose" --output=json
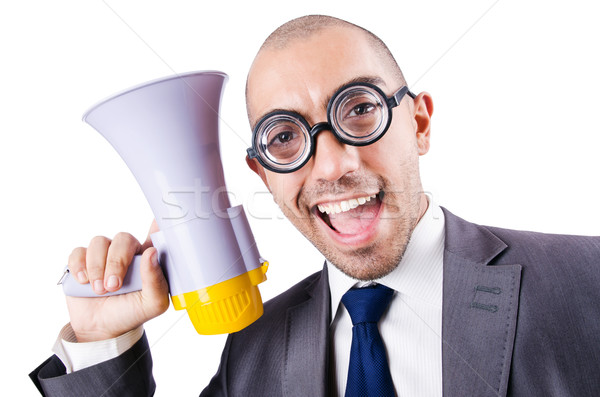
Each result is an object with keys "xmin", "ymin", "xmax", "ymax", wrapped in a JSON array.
[{"xmin": 309, "ymin": 129, "xmax": 360, "ymax": 182}]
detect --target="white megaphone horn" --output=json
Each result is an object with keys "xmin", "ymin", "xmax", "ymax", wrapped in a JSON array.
[{"xmin": 60, "ymin": 71, "xmax": 268, "ymax": 335}]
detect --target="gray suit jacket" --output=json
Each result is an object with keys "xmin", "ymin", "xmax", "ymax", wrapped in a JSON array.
[{"xmin": 31, "ymin": 209, "xmax": 600, "ymax": 396}]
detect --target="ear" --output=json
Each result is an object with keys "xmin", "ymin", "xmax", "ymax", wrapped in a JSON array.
[
  {"xmin": 246, "ymin": 155, "xmax": 271, "ymax": 192},
  {"xmin": 412, "ymin": 92, "xmax": 434, "ymax": 155}
]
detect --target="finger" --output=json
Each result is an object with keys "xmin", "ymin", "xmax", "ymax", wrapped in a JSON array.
[
  {"xmin": 139, "ymin": 248, "xmax": 170, "ymax": 319},
  {"xmin": 140, "ymin": 219, "xmax": 159, "ymax": 251},
  {"xmin": 86, "ymin": 236, "xmax": 111, "ymax": 295},
  {"xmin": 68, "ymin": 247, "xmax": 89, "ymax": 284},
  {"xmin": 104, "ymin": 232, "xmax": 140, "ymax": 292}
]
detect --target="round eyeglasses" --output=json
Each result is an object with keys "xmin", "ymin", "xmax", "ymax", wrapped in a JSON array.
[{"xmin": 246, "ymin": 82, "xmax": 416, "ymax": 173}]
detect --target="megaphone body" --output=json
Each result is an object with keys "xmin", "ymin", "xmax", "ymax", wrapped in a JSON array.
[{"xmin": 61, "ymin": 71, "xmax": 268, "ymax": 335}]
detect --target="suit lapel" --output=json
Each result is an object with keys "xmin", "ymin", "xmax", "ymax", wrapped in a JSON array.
[
  {"xmin": 282, "ymin": 265, "xmax": 331, "ymax": 397},
  {"xmin": 441, "ymin": 208, "xmax": 522, "ymax": 397}
]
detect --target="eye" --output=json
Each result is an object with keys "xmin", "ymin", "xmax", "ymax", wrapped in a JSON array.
[
  {"xmin": 348, "ymin": 103, "xmax": 376, "ymax": 117},
  {"xmin": 265, "ymin": 128, "xmax": 304, "ymax": 162},
  {"xmin": 259, "ymin": 115, "xmax": 309, "ymax": 164},
  {"xmin": 268, "ymin": 130, "xmax": 296, "ymax": 146},
  {"xmin": 337, "ymin": 94, "xmax": 384, "ymax": 137}
]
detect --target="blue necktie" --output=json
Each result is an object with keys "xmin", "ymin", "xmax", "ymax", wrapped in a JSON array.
[{"xmin": 342, "ymin": 284, "xmax": 395, "ymax": 397}]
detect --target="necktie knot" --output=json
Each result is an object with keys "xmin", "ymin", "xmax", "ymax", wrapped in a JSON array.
[{"xmin": 342, "ymin": 284, "xmax": 394, "ymax": 325}]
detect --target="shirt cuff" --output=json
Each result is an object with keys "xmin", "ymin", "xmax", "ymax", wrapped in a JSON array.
[{"xmin": 52, "ymin": 323, "xmax": 144, "ymax": 374}]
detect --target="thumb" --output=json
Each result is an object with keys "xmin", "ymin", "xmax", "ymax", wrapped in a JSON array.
[{"xmin": 139, "ymin": 247, "xmax": 170, "ymax": 319}]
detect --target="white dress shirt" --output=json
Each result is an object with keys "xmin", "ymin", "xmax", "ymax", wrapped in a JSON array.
[
  {"xmin": 53, "ymin": 323, "xmax": 143, "ymax": 373},
  {"xmin": 328, "ymin": 201, "xmax": 445, "ymax": 397},
  {"xmin": 54, "ymin": 202, "xmax": 445, "ymax": 396}
]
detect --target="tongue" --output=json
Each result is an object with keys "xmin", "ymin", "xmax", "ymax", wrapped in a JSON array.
[{"xmin": 328, "ymin": 199, "xmax": 380, "ymax": 235}]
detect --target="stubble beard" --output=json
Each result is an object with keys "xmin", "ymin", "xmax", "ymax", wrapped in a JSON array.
[{"xmin": 278, "ymin": 171, "xmax": 422, "ymax": 281}]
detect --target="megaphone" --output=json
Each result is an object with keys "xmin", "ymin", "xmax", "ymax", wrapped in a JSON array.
[{"xmin": 60, "ymin": 71, "xmax": 268, "ymax": 335}]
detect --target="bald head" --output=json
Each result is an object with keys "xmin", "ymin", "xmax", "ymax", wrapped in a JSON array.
[{"xmin": 246, "ymin": 15, "xmax": 407, "ymax": 122}]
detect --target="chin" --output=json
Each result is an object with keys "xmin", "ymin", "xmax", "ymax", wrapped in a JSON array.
[{"xmin": 323, "ymin": 240, "xmax": 405, "ymax": 281}]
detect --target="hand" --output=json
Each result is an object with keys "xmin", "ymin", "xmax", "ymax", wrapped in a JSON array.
[{"xmin": 65, "ymin": 220, "xmax": 169, "ymax": 342}]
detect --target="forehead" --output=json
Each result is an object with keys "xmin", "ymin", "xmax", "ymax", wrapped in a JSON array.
[{"xmin": 247, "ymin": 26, "xmax": 394, "ymax": 126}]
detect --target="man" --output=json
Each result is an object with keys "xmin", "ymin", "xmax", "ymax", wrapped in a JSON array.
[{"xmin": 31, "ymin": 15, "xmax": 600, "ymax": 396}]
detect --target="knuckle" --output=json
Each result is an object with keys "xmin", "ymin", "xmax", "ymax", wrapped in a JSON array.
[
  {"xmin": 68, "ymin": 247, "xmax": 86, "ymax": 268},
  {"xmin": 90, "ymin": 235, "xmax": 111, "ymax": 247},
  {"xmin": 85, "ymin": 267, "xmax": 104, "ymax": 283},
  {"xmin": 149, "ymin": 296, "xmax": 170, "ymax": 317},
  {"xmin": 105, "ymin": 257, "xmax": 126, "ymax": 271},
  {"xmin": 85, "ymin": 259, "xmax": 105, "ymax": 273},
  {"xmin": 159, "ymin": 297, "xmax": 170, "ymax": 313},
  {"xmin": 113, "ymin": 231, "xmax": 134, "ymax": 243}
]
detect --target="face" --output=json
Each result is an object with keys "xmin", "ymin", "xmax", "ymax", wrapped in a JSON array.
[{"xmin": 246, "ymin": 26, "xmax": 433, "ymax": 280}]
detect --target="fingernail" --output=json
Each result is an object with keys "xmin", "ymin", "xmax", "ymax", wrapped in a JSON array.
[
  {"xmin": 93, "ymin": 280, "xmax": 104, "ymax": 293},
  {"xmin": 107, "ymin": 275, "xmax": 119, "ymax": 289},
  {"xmin": 151, "ymin": 252, "xmax": 159, "ymax": 267},
  {"xmin": 77, "ymin": 271, "xmax": 87, "ymax": 283}
]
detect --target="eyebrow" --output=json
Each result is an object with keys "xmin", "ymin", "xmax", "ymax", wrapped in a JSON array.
[
  {"xmin": 251, "ymin": 108, "xmax": 293, "ymax": 131},
  {"xmin": 252, "ymin": 75, "xmax": 387, "ymax": 130},
  {"xmin": 322, "ymin": 75, "xmax": 387, "ymax": 110}
]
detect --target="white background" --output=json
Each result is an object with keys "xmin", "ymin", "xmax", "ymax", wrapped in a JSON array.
[{"xmin": 2, "ymin": 0, "xmax": 599, "ymax": 395}]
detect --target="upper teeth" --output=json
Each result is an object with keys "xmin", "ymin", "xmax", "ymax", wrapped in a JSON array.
[{"xmin": 317, "ymin": 194, "xmax": 377, "ymax": 215}]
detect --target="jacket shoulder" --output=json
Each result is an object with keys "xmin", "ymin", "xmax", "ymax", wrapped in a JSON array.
[
  {"xmin": 443, "ymin": 208, "xmax": 600, "ymax": 394},
  {"xmin": 442, "ymin": 206, "xmax": 600, "ymax": 268},
  {"xmin": 484, "ymin": 224, "xmax": 600, "ymax": 270}
]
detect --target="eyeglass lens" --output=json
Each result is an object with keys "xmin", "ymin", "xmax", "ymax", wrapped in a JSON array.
[
  {"xmin": 261, "ymin": 85, "xmax": 387, "ymax": 165},
  {"xmin": 260, "ymin": 114, "xmax": 310, "ymax": 165},
  {"xmin": 331, "ymin": 86, "xmax": 386, "ymax": 141}
]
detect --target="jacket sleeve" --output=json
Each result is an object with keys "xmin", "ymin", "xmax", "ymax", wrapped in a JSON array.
[{"xmin": 29, "ymin": 332, "xmax": 155, "ymax": 397}]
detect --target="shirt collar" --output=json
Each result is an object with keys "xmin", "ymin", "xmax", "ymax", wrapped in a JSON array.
[{"xmin": 327, "ymin": 197, "xmax": 445, "ymax": 323}]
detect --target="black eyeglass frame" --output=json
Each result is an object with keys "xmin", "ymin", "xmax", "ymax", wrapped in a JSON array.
[{"xmin": 246, "ymin": 82, "xmax": 416, "ymax": 173}]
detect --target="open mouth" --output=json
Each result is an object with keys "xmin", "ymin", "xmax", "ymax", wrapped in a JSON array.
[{"xmin": 315, "ymin": 191, "xmax": 384, "ymax": 235}]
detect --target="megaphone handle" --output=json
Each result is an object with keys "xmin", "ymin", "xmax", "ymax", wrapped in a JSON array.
[{"xmin": 60, "ymin": 255, "xmax": 143, "ymax": 297}]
